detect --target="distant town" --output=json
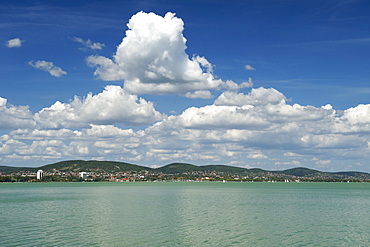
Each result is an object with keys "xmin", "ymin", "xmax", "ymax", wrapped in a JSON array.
[{"xmin": 1, "ymin": 160, "xmax": 369, "ymax": 183}]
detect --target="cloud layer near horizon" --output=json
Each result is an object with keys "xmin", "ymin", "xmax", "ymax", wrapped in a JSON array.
[{"xmin": 2, "ymin": 85, "xmax": 370, "ymax": 171}]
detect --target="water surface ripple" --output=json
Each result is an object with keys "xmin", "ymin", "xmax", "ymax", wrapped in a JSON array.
[{"xmin": 0, "ymin": 182, "xmax": 369, "ymax": 246}]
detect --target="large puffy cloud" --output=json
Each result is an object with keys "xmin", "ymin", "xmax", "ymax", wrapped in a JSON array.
[
  {"xmin": 214, "ymin": 87, "xmax": 287, "ymax": 106},
  {"xmin": 0, "ymin": 97, "xmax": 36, "ymax": 129},
  {"xmin": 168, "ymin": 105, "xmax": 270, "ymax": 130},
  {"xmin": 331, "ymin": 104, "xmax": 370, "ymax": 134},
  {"xmin": 154, "ymin": 87, "xmax": 335, "ymax": 131},
  {"xmin": 87, "ymin": 11, "xmax": 250, "ymax": 96},
  {"xmin": 35, "ymin": 85, "xmax": 164, "ymax": 128},
  {"xmin": 341, "ymin": 104, "xmax": 370, "ymax": 124},
  {"xmin": 0, "ymin": 85, "xmax": 164, "ymax": 130},
  {"xmin": 140, "ymin": 88, "xmax": 370, "ymax": 171},
  {"xmin": 142, "ymin": 87, "xmax": 345, "ymax": 164}
]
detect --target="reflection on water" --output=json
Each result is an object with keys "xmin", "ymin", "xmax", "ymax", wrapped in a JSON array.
[{"xmin": 0, "ymin": 182, "xmax": 369, "ymax": 246}]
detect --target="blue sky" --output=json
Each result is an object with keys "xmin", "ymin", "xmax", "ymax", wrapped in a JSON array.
[{"xmin": 1, "ymin": 0, "xmax": 370, "ymax": 172}]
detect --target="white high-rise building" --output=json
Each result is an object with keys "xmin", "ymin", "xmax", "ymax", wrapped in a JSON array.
[{"xmin": 36, "ymin": 170, "xmax": 43, "ymax": 180}]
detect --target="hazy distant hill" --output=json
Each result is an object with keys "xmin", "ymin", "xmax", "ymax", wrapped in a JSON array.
[
  {"xmin": 156, "ymin": 163, "xmax": 200, "ymax": 173},
  {"xmin": 279, "ymin": 167, "xmax": 323, "ymax": 177},
  {"xmin": 248, "ymin": 168, "xmax": 268, "ymax": 173},
  {"xmin": 0, "ymin": 166, "xmax": 37, "ymax": 173},
  {"xmin": 201, "ymin": 165, "xmax": 250, "ymax": 174},
  {"xmin": 1, "ymin": 160, "xmax": 370, "ymax": 179},
  {"xmin": 156, "ymin": 163, "xmax": 254, "ymax": 174},
  {"xmin": 275, "ymin": 167, "xmax": 370, "ymax": 179}
]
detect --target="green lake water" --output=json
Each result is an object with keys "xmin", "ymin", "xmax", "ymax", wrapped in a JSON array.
[{"xmin": 0, "ymin": 182, "xmax": 369, "ymax": 246}]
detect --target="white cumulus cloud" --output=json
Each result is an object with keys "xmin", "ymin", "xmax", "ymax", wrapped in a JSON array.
[
  {"xmin": 0, "ymin": 97, "xmax": 36, "ymax": 130},
  {"xmin": 248, "ymin": 152, "xmax": 268, "ymax": 159},
  {"xmin": 184, "ymin": 90, "xmax": 212, "ymax": 99},
  {"xmin": 28, "ymin": 60, "xmax": 67, "ymax": 77},
  {"xmin": 35, "ymin": 85, "xmax": 164, "ymax": 128},
  {"xmin": 6, "ymin": 38, "xmax": 23, "ymax": 48},
  {"xmin": 284, "ymin": 152, "xmax": 302, "ymax": 157},
  {"xmin": 87, "ymin": 11, "xmax": 243, "ymax": 95},
  {"xmin": 143, "ymin": 87, "xmax": 339, "ymax": 158},
  {"xmin": 214, "ymin": 87, "xmax": 287, "ymax": 106},
  {"xmin": 341, "ymin": 104, "xmax": 370, "ymax": 124},
  {"xmin": 5, "ymin": 85, "xmax": 370, "ymax": 172}
]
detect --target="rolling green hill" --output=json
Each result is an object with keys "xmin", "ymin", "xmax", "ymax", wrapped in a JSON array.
[
  {"xmin": 156, "ymin": 163, "xmax": 200, "ymax": 173},
  {"xmin": 156, "ymin": 163, "xmax": 252, "ymax": 174},
  {"xmin": 201, "ymin": 165, "xmax": 249, "ymax": 174},
  {"xmin": 40, "ymin": 160, "xmax": 152, "ymax": 173},
  {"xmin": 1, "ymin": 160, "xmax": 370, "ymax": 180},
  {"xmin": 0, "ymin": 166, "xmax": 37, "ymax": 173},
  {"xmin": 279, "ymin": 167, "xmax": 323, "ymax": 177}
]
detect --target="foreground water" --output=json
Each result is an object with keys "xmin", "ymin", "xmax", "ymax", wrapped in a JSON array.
[{"xmin": 0, "ymin": 182, "xmax": 369, "ymax": 246}]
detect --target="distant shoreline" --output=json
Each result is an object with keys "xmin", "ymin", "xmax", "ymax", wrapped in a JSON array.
[
  {"xmin": 1, "ymin": 160, "xmax": 370, "ymax": 183},
  {"xmin": 1, "ymin": 180, "xmax": 369, "ymax": 184}
]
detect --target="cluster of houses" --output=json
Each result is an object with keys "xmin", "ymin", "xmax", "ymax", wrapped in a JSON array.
[
  {"xmin": 36, "ymin": 170, "xmax": 86, "ymax": 179},
  {"xmin": 1, "ymin": 168, "xmax": 367, "ymax": 182}
]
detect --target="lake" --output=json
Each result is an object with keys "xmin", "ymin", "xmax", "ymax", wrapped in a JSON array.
[{"xmin": 0, "ymin": 182, "xmax": 369, "ymax": 246}]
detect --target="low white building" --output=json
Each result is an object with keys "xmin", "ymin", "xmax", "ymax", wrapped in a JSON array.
[
  {"xmin": 79, "ymin": 172, "xmax": 88, "ymax": 180},
  {"xmin": 36, "ymin": 170, "xmax": 43, "ymax": 180}
]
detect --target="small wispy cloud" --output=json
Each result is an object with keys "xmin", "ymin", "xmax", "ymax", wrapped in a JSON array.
[
  {"xmin": 284, "ymin": 152, "xmax": 302, "ymax": 157},
  {"xmin": 72, "ymin": 37, "xmax": 105, "ymax": 50},
  {"xmin": 6, "ymin": 38, "xmax": 23, "ymax": 48},
  {"xmin": 248, "ymin": 152, "xmax": 268, "ymax": 159},
  {"xmin": 28, "ymin": 60, "xmax": 67, "ymax": 77},
  {"xmin": 245, "ymin": 65, "xmax": 256, "ymax": 71},
  {"xmin": 184, "ymin": 90, "xmax": 212, "ymax": 99}
]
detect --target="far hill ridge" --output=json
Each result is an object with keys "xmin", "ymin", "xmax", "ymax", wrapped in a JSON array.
[{"xmin": 1, "ymin": 160, "xmax": 369, "ymax": 180}]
